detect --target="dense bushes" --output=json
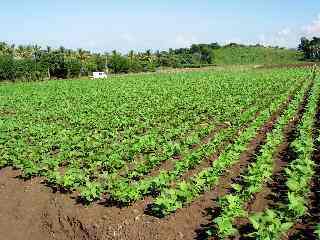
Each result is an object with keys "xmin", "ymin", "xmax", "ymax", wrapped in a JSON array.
[
  {"xmin": 65, "ymin": 58, "xmax": 82, "ymax": 78},
  {"xmin": 107, "ymin": 52, "xmax": 156, "ymax": 73},
  {"xmin": 108, "ymin": 53, "xmax": 130, "ymax": 73},
  {"xmin": 0, "ymin": 56, "xmax": 16, "ymax": 81},
  {"xmin": 15, "ymin": 58, "xmax": 47, "ymax": 81},
  {"xmin": 0, "ymin": 50, "xmax": 105, "ymax": 82},
  {"xmin": 299, "ymin": 37, "xmax": 320, "ymax": 61},
  {"xmin": 0, "ymin": 56, "xmax": 47, "ymax": 81},
  {"xmin": 0, "ymin": 41, "xmax": 219, "ymax": 82}
]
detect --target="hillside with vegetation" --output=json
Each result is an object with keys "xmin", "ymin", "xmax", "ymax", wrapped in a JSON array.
[{"xmin": 213, "ymin": 44, "xmax": 302, "ymax": 65}]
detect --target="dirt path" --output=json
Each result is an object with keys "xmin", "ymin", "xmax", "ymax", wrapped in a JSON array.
[
  {"xmin": 285, "ymin": 103, "xmax": 320, "ymax": 240},
  {"xmin": 1, "ymin": 167, "xmax": 198, "ymax": 240}
]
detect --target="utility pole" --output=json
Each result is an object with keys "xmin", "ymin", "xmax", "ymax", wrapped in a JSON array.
[{"xmin": 199, "ymin": 49, "xmax": 202, "ymax": 68}]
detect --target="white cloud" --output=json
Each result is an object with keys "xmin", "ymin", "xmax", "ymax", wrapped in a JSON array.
[
  {"xmin": 303, "ymin": 14, "xmax": 320, "ymax": 35},
  {"xmin": 175, "ymin": 34, "xmax": 198, "ymax": 48},
  {"xmin": 278, "ymin": 28, "xmax": 291, "ymax": 36},
  {"xmin": 258, "ymin": 34, "xmax": 267, "ymax": 45},
  {"xmin": 255, "ymin": 14, "xmax": 320, "ymax": 48},
  {"xmin": 257, "ymin": 31, "xmax": 297, "ymax": 48},
  {"xmin": 225, "ymin": 37, "xmax": 242, "ymax": 45}
]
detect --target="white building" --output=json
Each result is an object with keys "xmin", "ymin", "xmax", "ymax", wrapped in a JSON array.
[{"xmin": 92, "ymin": 72, "xmax": 107, "ymax": 79}]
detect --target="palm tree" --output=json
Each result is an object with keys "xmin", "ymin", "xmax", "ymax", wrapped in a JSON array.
[
  {"xmin": 128, "ymin": 50, "xmax": 135, "ymax": 62},
  {"xmin": 46, "ymin": 46, "xmax": 52, "ymax": 53},
  {"xmin": 16, "ymin": 45, "xmax": 25, "ymax": 59},
  {"xmin": 65, "ymin": 49, "xmax": 73, "ymax": 58},
  {"xmin": 32, "ymin": 44, "xmax": 41, "ymax": 59},
  {"xmin": 6, "ymin": 44, "xmax": 16, "ymax": 56},
  {"xmin": 0, "ymin": 42, "xmax": 8, "ymax": 54},
  {"xmin": 59, "ymin": 46, "xmax": 66, "ymax": 54},
  {"xmin": 77, "ymin": 48, "xmax": 89, "ymax": 62}
]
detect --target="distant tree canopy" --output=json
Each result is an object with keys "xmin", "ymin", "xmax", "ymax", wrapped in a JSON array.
[
  {"xmin": 298, "ymin": 37, "xmax": 320, "ymax": 61},
  {"xmin": 0, "ymin": 42, "xmax": 106, "ymax": 81},
  {"xmin": 0, "ymin": 40, "xmax": 303, "ymax": 82},
  {"xmin": 0, "ymin": 41, "xmax": 221, "ymax": 81}
]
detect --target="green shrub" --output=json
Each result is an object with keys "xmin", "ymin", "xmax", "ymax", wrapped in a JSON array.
[{"xmin": 0, "ymin": 55, "xmax": 16, "ymax": 81}]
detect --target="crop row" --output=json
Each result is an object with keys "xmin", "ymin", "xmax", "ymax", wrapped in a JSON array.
[
  {"xmin": 94, "ymin": 75, "xmax": 305, "ymax": 203},
  {"xmin": 208, "ymin": 79, "xmax": 311, "ymax": 239},
  {"xmin": 151, "ymin": 78, "xmax": 311, "ymax": 217},
  {"xmin": 64, "ymin": 70, "xmax": 307, "ymax": 195},
  {"xmin": 106, "ymin": 105, "xmax": 264, "ymax": 203},
  {"xmin": 0, "ymin": 68, "xmax": 312, "ymax": 204},
  {"xmin": 248, "ymin": 74, "xmax": 320, "ymax": 239}
]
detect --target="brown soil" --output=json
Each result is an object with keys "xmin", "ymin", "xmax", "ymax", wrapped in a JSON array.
[
  {"xmin": 1, "ymin": 167, "xmax": 202, "ymax": 240},
  {"xmin": 0, "ymin": 84, "xmax": 306, "ymax": 240},
  {"xmin": 175, "ymin": 82, "xmax": 305, "ymax": 186},
  {"xmin": 193, "ymin": 94, "xmax": 295, "ymax": 240},
  {"xmin": 233, "ymin": 82, "xmax": 312, "ymax": 239},
  {"xmin": 285, "ymin": 104, "xmax": 320, "ymax": 240},
  {"xmin": 178, "ymin": 113, "xmax": 260, "ymax": 184},
  {"xmin": 0, "ymin": 98, "xmax": 292, "ymax": 240},
  {"xmin": 257, "ymin": 63, "xmax": 319, "ymax": 70},
  {"xmin": 246, "ymin": 107, "xmax": 303, "ymax": 214},
  {"xmin": 146, "ymin": 123, "xmax": 227, "ymax": 178},
  {"xmin": 247, "ymin": 143, "xmax": 289, "ymax": 213}
]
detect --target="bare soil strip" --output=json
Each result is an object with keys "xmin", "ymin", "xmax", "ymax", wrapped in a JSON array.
[
  {"xmin": 118, "ymin": 119, "xmax": 223, "ymax": 179},
  {"xmin": 177, "ymin": 113, "xmax": 260, "ymax": 184},
  {"xmin": 172, "ymin": 83, "xmax": 305, "ymax": 185},
  {"xmin": 285, "ymin": 102, "xmax": 320, "ymax": 240},
  {"xmin": 231, "ymin": 83, "xmax": 312, "ymax": 240},
  {"xmin": 146, "ymin": 123, "xmax": 228, "ymax": 178},
  {"xmin": 191, "ymin": 92, "xmax": 297, "ymax": 239}
]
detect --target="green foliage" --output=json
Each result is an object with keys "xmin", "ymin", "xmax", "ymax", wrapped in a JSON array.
[
  {"xmin": 214, "ymin": 195, "xmax": 247, "ymax": 238},
  {"xmin": 82, "ymin": 58, "xmax": 99, "ymax": 75},
  {"xmin": 65, "ymin": 58, "xmax": 82, "ymax": 78},
  {"xmin": 15, "ymin": 58, "xmax": 47, "ymax": 81},
  {"xmin": 287, "ymin": 192, "xmax": 307, "ymax": 217},
  {"xmin": 0, "ymin": 68, "xmax": 311, "ymax": 217},
  {"xmin": 298, "ymin": 37, "xmax": 320, "ymax": 61},
  {"xmin": 128, "ymin": 60, "xmax": 144, "ymax": 73},
  {"xmin": 108, "ymin": 52, "xmax": 130, "ymax": 73},
  {"xmin": 79, "ymin": 181, "xmax": 103, "ymax": 202},
  {"xmin": 206, "ymin": 79, "xmax": 311, "ymax": 238},
  {"xmin": 0, "ymin": 40, "xmax": 305, "ymax": 82},
  {"xmin": 315, "ymin": 224, "xmax": 320, "ymax": 239},
  {"xmin": 147, "ymin": 70, "xmax": 308, "ymax": 216},
  {"xmin": 246, "ymin": 73, "xmax": 320, "ymax": 239},
  {"xmin": 249, "ymin": 210, "xmax": 293, "ymax": 240},
  {"xmin": 213, "ymin": 45, "xmax": 302, "ymax": 65},
  {"xmin": 0, "ymin": 55, "xmax": 16, "ymax": 81}
]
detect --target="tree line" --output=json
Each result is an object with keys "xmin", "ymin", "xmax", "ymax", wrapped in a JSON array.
[
  {"xmin": 0, "ymin": 39, "xmax": 309, "ymax": 82},
  {"xmin": 298, "ymin": 37, "xmax": 320, "ymax": 61},
  {"xmin": 0, "ymin": 42, "xmax": 221, "ymax": 82},
  {"xmin": 0, "ymin": 44, "xmax": 106, "ymax": 81}
]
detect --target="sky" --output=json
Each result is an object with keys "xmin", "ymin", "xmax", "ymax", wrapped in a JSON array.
[{"xmin": 1, "ymin": 0, "xmax": 320, "ymax": 53}]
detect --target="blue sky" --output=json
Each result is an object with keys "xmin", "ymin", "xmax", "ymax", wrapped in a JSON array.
[{"xmin": 1, "ymin": 0, "xmax": 320, "ymax": 52}]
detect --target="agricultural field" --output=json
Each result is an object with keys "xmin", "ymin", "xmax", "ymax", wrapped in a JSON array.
[{"xmin": 0, "ymin": 67, "xmax": 320, "ymax": 240}]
